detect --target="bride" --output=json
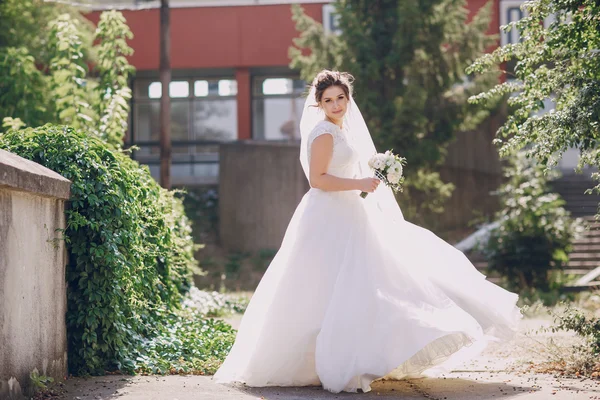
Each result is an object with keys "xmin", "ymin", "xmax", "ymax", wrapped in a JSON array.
[{"xmin": 214, "ymin": 70, "xmax": 521, "ymax": 394}]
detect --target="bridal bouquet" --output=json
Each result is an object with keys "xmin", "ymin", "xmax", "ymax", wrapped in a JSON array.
[{"xmin": 360, "ymin": 150, "xmax": 406, "ymax": 198}]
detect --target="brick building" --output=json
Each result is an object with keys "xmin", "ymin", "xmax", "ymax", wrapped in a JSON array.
[{"xmin": 86, "ymin": 0, "xmax": 526, "ymax": 185}]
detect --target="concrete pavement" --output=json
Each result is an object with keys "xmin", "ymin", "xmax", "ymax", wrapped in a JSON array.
[{"xmin": 53, "ymin": 317, "xmax": 600, "ymax": 400}]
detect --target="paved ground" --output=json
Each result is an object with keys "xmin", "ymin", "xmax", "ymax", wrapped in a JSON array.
[{"xmin": 54, "ymin": 317, "xmax": 600, "ymax": 400}]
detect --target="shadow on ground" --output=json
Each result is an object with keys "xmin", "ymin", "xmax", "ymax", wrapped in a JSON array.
[{"xmin": 234, "ymin": 377, "xmax": 537, "ymax": 399}]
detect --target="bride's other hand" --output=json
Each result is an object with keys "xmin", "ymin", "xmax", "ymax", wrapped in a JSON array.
[{"xmin": 358, "ymin": 177, "xmax": 380, "ymax": 193}]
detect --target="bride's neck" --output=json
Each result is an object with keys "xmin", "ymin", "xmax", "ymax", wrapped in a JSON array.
[{"xmin": 325, "ymin": 116, "xmax": 343, "ymax": 129}]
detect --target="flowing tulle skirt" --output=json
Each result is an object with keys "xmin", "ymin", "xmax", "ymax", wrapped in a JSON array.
[{"xmin": 214, "ymin": 188, "xmax": 521, "ymax": 393}]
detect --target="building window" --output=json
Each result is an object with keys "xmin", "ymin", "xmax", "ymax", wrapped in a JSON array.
[
  {"xmin": 252, "ymin": 77, "xmax": 306, "ymax": 141},
  {"xmin": 322, "ymin": 4, "xmax": 341, "ymax": 35},
  {"xmin": 500, "ymin": 1, "xmax": 525, "ymax": 47},
  {"xmin": 131, "ymin": 77, "xmax": 238, "ymax": 185}
]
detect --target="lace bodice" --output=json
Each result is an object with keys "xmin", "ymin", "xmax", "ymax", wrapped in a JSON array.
[{"xmin": 307, "ymin": 120, "xmax": 359, "ymax": 179}]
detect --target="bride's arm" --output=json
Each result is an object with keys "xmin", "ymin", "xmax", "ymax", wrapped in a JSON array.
[{"xmin": 309, "ymin": 134, "xmax": 378, "ymax": 193}]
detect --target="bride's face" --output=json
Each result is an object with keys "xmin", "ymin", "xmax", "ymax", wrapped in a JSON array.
[{"xmin": 320, "ymin": 85, "xmax": 348, "ymax": 123}]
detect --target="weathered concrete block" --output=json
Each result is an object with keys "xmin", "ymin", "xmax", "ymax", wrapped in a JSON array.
[
  {"xmin": 219, "ymin": 141, "xmax": 309, "ymax": 252},
  {"xmin": 0, "ymin": 149, "xmax": 70, "ymax": 399}
]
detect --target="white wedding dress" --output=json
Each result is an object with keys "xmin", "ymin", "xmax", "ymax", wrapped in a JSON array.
[{"xmin": 214, "ymin": 105, "xmax": 521, "ymax": 394}]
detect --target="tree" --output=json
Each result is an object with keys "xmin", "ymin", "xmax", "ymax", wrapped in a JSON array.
[
  {"xmin": 0, "ymin": 0, "xmax": 94, "ymax": 65},
  {"xmin": 0, "ymin": 0, "xmax": 135, "ymax": 149},
  {"xmin": 290, "ymin": 1, "xmax": 500, "ymax": 222},
  {"xmin": 0, "ymin": 47, "xmax": 49, "ymax": 128},
  {"xmin": 0, "ymin": 0, "xmax": 95, "ymax": 129},
  {"xmin": 467, "ymin": 0, "xmax": 600, "ymax": 214},
  {"xmin": 47, "ymin": 13, "xmax": 96, "ymax": 131},
  {"xmin": 95, "ymin": 10, "xmax": 135, "ymax": 148}
]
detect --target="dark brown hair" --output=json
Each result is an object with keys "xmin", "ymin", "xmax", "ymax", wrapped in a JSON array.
[{"xmin": 312, "ymin": 70, "xmax": 354, "ymax": 104}]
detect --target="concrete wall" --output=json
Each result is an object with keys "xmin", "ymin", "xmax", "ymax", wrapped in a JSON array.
[
  {"xmin": 0, "ymin": 149, "xmax": 71, "ymax": 399},
  {"xmin": 219, "ymin": 141, "xmax": 309, "ymax": 252}
]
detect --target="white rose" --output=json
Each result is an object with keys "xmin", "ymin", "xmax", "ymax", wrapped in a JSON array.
[
  {"xmin": 385, "ymin": 155, "xmax": 394, "ymax": 167},
  {"xmin": 368, "ymin": 157, "xmax": 376, "ymax": 168},
  {"xmin": 391, "ymin": 163, "xmax": 403, "ymax": 176},
  {"xmin": 373, "ymin": 158, "xmax": 384, "ymax": 169},
  {"xmin": 387, "ymin": 172, "xmax": 401, "ymax": 184}
]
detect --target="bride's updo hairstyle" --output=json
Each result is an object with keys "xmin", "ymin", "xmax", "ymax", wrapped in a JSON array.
[{"xmin": 312, "ymin": 70, "xmax": 354, "ymax": 104}]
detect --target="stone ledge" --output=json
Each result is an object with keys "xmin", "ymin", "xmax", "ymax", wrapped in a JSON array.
[{"xmin": 0, "ymin": 149, "xmax": 71, "ymax": 200}]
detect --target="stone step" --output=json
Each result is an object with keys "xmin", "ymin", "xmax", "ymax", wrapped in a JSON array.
[
  {"xmin": 572, "ymin": 244, "xmax": 600, "ymax": 252},
  {"xmin": 567, "ymin": 260, "xmax": 600, "ymax": 268},
  {"xmin": 561, "ymin": 281, "xmax": 600, "ymax": 293},
  {"xmin": 573, "ymin": 236, "xmax": 600, "ymax": 244},
  {"xmin": 563, "ymin": 268, "xmax": 595, "ymax": 276},
  {"xmin": 581, "ymin": 229, "xmax": 600, "ymax": 237},
  {"xmin": 568, "ymin": 252, "xmax": 600, "ymax": 261}
]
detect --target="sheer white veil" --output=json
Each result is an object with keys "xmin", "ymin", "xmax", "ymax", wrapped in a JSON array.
[{"xmin": 299, "ymin": 86, "xmax": 404, "ymax": 222}]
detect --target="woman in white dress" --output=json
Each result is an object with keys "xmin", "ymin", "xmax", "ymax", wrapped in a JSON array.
[{"xmin": 214, "ymin": 70, "xmax": 521, "ymax": 394}]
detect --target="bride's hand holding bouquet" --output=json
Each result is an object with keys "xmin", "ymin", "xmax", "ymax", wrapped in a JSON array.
[{"xmin": 360, "ymin": 150, "xmax": 406, "ymax": 199}]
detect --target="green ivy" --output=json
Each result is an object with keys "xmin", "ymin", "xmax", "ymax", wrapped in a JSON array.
[{"xmin": 0, "ymin": 125, "xmax": 201, "ymax": 375}]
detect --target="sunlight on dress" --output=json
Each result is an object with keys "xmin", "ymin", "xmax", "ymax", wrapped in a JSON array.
[{"xmin": 213, "ymin": 119, "xmax": 521, "ymax": 394}]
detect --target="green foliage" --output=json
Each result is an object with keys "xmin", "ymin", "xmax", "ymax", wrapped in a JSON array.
[
  {"xmin": 0, "ymin": 2, "xmax": 134, "ymax": 143},
  {"xmin": 135, "ymin": 309, "xmax": 235, "ymax": 375},
  {"xmin": 0, "ymin": 0, "xmax": 94, "ymax": 66},
  {"xmin": 29, "ymin": 369, "xmax": 54, "ymax": 390},
  {"xmin": 401, "ymin": 170, "xmax": 455, "ymax": 228},
  {"xmin": 95, "ymin": 10, "xmax": 135, "ymax": 148},
  {"xmin": 553, "ymin": 306, "xmax": 600, "ymax": 357},
  {"xmin": 0, "ymin": 125, "xmax": 199, "ymax": 375},
  {"xmin": 289, "ymin": 1, "xmax": 501, "ymax": 222},
  {"xmin": 2, "ymin": 117, "xmax": 26, "ymax": 132},
  {"xmin": 48, "ymin": 14, "xmax": 96, "ymax": 131},
  {"xmin": 468, "ymin": 0, "xmax": 600, "ymax": 214},
  {"xmin": 181, "ymin": 187, "xmax": 219, "ymax": 243},
  {"xmin": 481, "ymin": 152, "xmax": 583, "ymax": 291},
  {"xmin": 289, "ymin": 5, "xmax": 344, "ymax": 79},
  {"xmin": 0, "ymin": 47, "xmax": 50, "ymax": 127}
]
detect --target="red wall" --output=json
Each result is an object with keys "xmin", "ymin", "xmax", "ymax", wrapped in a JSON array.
[
  {"xmin": 86, "ymin": 3, "xmax": 326, "ymax": 71},
  {"xmin": 86, "ymin": 1, "xmax": 499, "ymax": 71},
  {"xmin": 467, "ymin": 0, "xmax": 501, "ymax": 36}
]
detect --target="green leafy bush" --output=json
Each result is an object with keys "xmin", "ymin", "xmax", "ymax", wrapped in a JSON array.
[
  {"xmin": 0, "ymin": 125, "xmax": 202, "ymax": 375},
  {"xmin": 481, "ymin": 152, "xmax": 583, "ymax": 291},
  {"xmin": 136, "ymin": 309, "xmax": 235, "ymax": 375},
  {"xmin": 553, "ymin": 307, "xmax": 600, "ymax": 358}
]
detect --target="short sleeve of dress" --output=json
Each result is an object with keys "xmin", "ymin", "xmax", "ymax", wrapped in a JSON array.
[{"xmin": 307, "ymin": 121, "xmax": 339, "ymax": 163}]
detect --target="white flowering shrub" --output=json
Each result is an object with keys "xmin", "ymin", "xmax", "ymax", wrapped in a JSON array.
[{"xmin": 183, "ymin": 287, "xmax": 249, "ymax": 317}]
